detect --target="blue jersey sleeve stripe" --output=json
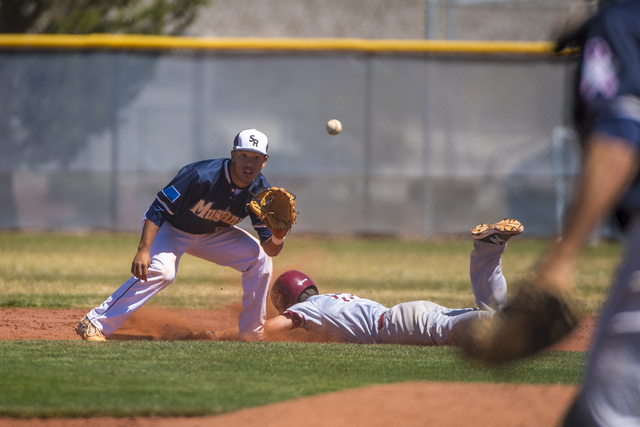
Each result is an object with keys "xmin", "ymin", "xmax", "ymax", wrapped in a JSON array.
[
  {"xmin": 223, "ymin": 159, "xmax": 232, "ymax": 183},
  {"xmin": 145, "ymin": 200, "xmax": 168, "ymax": 227},
  {"xmin": 155, "ymin": 196, "xmax": 175, "ymax": 215},
  {"xmin": 609, "ymin": 95, "xmax": 640, "ymax": 124}
]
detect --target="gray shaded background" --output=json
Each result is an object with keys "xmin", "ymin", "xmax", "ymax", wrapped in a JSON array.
[{"xmin": 0, "ymin": 50, "xmax": 581, "ymax": 237}]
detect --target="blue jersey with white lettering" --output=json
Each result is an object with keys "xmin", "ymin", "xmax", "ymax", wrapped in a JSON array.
[
  {"xmin": 145, "ymin": 158, "xmax": 272, "ymax": 242},
  {"xmin": 568, "ymin": 0, "xmax": 640, "ymax": 214}
]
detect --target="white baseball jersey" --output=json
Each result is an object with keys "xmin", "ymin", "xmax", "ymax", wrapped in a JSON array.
[{"xmin": 285, "ymin": 293, "xmax": 388, "ymax": 344}]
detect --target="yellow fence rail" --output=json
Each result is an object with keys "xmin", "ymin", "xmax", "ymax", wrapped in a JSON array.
[{"xmin": 0, "ymin": 34, "xmax": 572, "ymax": 55}]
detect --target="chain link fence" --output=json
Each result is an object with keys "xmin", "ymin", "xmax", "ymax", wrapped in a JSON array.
[{"xmin": 0, "ymin": 45, "xmax": 582, "ymax": 238}]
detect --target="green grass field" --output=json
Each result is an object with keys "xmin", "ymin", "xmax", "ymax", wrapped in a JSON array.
[
  {"xmin": 1, "ymin": 341, "xmax": 585, "ymax": 418},
  {"xmin": 0, "ymin": 231, "xmax": 619, "ymax": 312},
  {"xmin": 0, "ymin": 231, "xmax": 620, "ymax": 418}
]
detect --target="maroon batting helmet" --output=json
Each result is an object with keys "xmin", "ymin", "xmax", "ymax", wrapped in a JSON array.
[{"xmin": 271, "ymin": 270, "xmax": 318, "ymax": 313}]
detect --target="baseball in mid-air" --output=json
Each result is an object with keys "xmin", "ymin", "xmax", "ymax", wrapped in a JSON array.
[{"xmin": 326, "ymin": 119, "xmax": 342, "ymax": 135}]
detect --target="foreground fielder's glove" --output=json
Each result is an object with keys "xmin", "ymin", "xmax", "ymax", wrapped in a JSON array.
[
  {"xmin": 459, "ymin": 278, "xmax": 580, "ymax": 364},
  {"xmin": 249, "ymin": 187, "xmax": 297, "ymax": 231}
]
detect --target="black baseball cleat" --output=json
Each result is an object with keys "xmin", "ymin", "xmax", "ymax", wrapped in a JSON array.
[{"xmin": 471, "ymin": 219, "xmax": 523, "ymax": 244}]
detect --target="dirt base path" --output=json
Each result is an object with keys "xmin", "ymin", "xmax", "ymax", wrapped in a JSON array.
[
  {"xmin": 0, "ymin": 307, "xmax": 596, "ymax": 427},
  {"xmin": 0, "ymin": 306, "xmax": 597, "ymax": 349}
]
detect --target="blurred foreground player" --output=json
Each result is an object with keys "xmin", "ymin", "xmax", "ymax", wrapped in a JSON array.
[
  {"xmin": 551, "ymin": 1, "xmax": 640, "ymax": 424},
  {"xmin": 460, "ymin": 1, "xmax": 640, "ymax": 425},
  {"xmin": 214, "ymin": 219, "xmax": 523, "ymax": 346},
  {"xmin": 75, "ymin": 129, "xmax": 289, "ymax": 342}
]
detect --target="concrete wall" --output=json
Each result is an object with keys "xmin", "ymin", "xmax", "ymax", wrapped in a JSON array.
[{"xmin": 186, "ymin": 0, "xmax": 596, "ymax": 41}]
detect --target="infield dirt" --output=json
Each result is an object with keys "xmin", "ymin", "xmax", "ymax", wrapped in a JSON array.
[{"xmin": 0, "ymin": 306, "xmax": 596, "ymax": 426}]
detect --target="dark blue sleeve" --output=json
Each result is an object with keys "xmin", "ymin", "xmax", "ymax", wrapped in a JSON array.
[
  {"xmin": 592, "ymin": 116, "xmax": 640, "ymax": 152},
  {"xmin": 249, "ymin": 176, "xmax": 273, "ymax": 244},
  {"xmin": 254, "ymin": 224, "xmax": 273, "ymax": 244},
  {"xmin": 145, "ymin": 166, "xmax": 204, "ymax": 227},
  {"xmin": 581, "ymin": 1, "xmax": 640, "ymax": 216},
  {"xmin": 145, "ymin": 199, "xmax": 169, "ymax": 227},
  {"xmin": 579, "ymin": 1, "xmax": 640, "ymax": 147}
]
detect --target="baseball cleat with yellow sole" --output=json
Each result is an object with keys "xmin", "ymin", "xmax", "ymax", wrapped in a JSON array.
[
  {"xmin": 471, "ymin": 219, "xmax": 523, "ymax": 244},
  {"xmin": 75, "ymin": 316, "xmax": 106, "ymax": 341}
]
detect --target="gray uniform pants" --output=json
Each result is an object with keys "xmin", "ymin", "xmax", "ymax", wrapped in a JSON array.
[
  {"xmin": 564, "ymin": 217, "xmax": 640, "ymax": 426},
  {"xmin": 378, "ymin": 240, "xmax": 505, "ymax": 346}
]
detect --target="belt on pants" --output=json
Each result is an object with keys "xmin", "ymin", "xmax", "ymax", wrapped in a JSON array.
[{"xmin": 378, "ymin": 313, "xmax": 385, "ymax": 330}]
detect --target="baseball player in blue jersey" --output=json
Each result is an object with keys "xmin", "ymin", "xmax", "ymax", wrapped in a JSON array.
[
  {"xmin": 213, "ymin": 219, "xmax": 523, "ymax": 345},
  {"xmin": 75, "ymin": 129, "xmax": 288, "ymax": 342},
  {"xmin": 526, "ymin": 1, "xmax": 640, "ymax": 424}
]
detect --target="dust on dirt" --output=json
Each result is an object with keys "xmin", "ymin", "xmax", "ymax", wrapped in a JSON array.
[{"xmin": 0, "ymin": 305, "xmax": 596, "ymax": 349}]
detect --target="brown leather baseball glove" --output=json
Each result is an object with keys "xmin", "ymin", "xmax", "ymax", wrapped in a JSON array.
[
  {"xmin": 249, "ymin": 187, "xmax": 297, "ymax": 231},
  {"xmin": 458, "ymin": 278, "xmax": 581, "ymax": 364}
]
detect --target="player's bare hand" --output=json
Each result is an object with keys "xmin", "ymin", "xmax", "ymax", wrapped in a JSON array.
[
  {"xmin": 131, "ymin": 250, "xmax": 151, "ymax": 281},
  {"xmin": 533, "ymin": 250, "xmax": 578, "ymax": 293}
]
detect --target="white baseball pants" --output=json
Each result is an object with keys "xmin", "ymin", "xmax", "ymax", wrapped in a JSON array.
[{"xmin": 87, "ymin": 223, "xmax": 272, "ymax": 341}]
